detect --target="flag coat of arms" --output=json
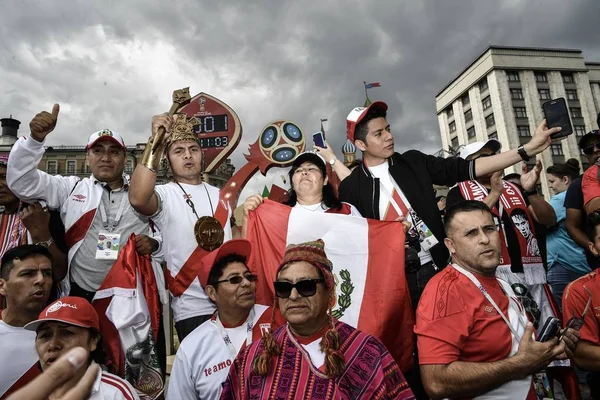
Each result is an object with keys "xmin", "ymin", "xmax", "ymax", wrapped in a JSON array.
[
  {"xmin": 93, "ymin": 234, "xmax": 164, "ymax": 400},
  {"xmin": 246, "ymin": 200, "xmax": 414, "ymax": 371}
]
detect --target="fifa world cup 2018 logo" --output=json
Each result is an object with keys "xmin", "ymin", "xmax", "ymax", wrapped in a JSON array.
[{"xmin": 258, "ymin": 120, "xmax": 305, "ymax": 165}]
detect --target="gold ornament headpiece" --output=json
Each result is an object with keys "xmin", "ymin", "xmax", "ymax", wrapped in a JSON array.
[{"xmin": 168, "ymin": 113, "xmax": 199, "ymax": 146}]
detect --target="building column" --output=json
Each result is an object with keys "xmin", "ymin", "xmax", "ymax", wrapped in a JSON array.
[
  {"xmin": 469, "ymin": 86, "xmax": 487, "ymax": 142},
  {"xmin": 489, "ymin": 70, "xmax": 519, "ymax": 176},
  {"xmin": 576, "ymin": 72, "xmax": 599, "ymax": 132}
]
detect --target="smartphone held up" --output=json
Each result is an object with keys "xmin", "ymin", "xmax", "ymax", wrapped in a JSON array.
[
  {"xmin": 312, "ymin": 131, "xmax": 326, "ymax": 148},
  {"xmin": 542, "ymin": 97, "xmax": 573, "ymax": 141}
]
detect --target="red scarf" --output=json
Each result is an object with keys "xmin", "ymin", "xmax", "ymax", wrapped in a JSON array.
[{"xmin": 458, "ymin": 180, "xmax": 545, "ymax": 285}]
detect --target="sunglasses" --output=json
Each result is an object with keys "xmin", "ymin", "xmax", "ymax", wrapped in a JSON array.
[
  {"xmin": 273, "ymin": 279, "xmax": 325, "ymax": 298},
  {"xmin": 214, "ymin": 273, "xmax": 258, "ymax": 285},
  {"xmin": 583, "ymin": 139, "xmax": 600, "ymax": 155}
]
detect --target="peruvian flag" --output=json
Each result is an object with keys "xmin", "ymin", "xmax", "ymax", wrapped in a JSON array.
[
  {"xmin": 93, "ymin": 234, "xmax": 164, "ymax": 400},
  {"xmin": 247, "ymin": 200, "xmax": 414, "ymax": 371}
]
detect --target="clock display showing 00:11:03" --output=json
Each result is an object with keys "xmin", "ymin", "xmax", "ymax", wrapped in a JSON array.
[{"xmin": 199, "ymin": 136, "xmax": 229, "ymax": 148}]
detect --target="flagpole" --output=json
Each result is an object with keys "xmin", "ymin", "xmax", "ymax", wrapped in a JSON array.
[{"xmin": 363, "ymin": 81, "xmax": 368, "ymax": 101}]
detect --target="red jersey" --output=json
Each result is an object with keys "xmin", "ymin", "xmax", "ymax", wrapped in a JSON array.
[
  {"xmin": 582, "ymin": 164, "xmax": 600, "ymax": 208},
  {"xmin": 563, "ymin": 269, "xmax": 600, "ymax": 345}
]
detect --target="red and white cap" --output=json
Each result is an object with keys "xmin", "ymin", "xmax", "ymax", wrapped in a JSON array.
[
  {"xmin": 198, "ymin": 239, "xmax": 253, "ymax": 288},
  {"xmin": 24, "ymin": 296, "xmax": 100, "ymax": 332},
  {"xmin": 346, "ymin": 101, "xmax": 388, "ymax": 142},
  {"xmin": 86, "ymin": 129, "xmax": 127, "ymax": 151}
]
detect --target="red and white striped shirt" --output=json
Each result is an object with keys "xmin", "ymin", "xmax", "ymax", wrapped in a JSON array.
[{"xmin": 89, "ymin": 365, "xmax": 139, "ymax": 400}]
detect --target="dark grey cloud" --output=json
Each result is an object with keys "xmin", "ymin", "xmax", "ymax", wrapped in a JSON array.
[{"xmin": 1, "ymin": 0, "xmax": 599, "ymax": 168}]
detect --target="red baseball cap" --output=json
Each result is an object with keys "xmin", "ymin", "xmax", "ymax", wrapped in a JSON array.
[
  {"xmin": 86, "ymin": 129, "xmax": 127, "ymax": 151},
  {"xmin": 24, "ymin": 296, "xmax": 100, "ymax": 332},
  {"xmin": 346, "ymin": 101, "xmax": 388, "ymax": 142},
  {"xmin": 198, "ymin": 239, "xmax": 253, "ymax": 288}
]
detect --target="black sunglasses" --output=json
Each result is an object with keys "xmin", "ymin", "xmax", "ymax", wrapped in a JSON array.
[
  {"xmin": 273, "ymin": 279, "xmax": 325, "ymax": 298},
  {"xmin": 583, "ymin": 139, "xmax": 600, "ymax": 155},
  {"xmin": 214, "ymin": 273, "xmax": 258, "ymax": 285}
]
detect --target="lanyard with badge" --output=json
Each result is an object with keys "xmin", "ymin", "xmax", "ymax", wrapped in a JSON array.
[
  {"xmin": 95, "ymin": 191, "xmax": 129, "ymax": 260},
  {"xmin": 175, "ymin": 182, "xmax": 224, "ymax": 251},
  {"xmin": 213, "ymin": 308, "xmax": 256, "ymax": 359},
  {"xmin": 452, "ymin": 263, "xmax": 553, "ymax": 399},
  {"xmin": 452, "ymin": 263, "xmax": 527, "ymax": 337},
  {"xmin": 377, "ymin": 179, "xmax": 439, "ymax": 252}
]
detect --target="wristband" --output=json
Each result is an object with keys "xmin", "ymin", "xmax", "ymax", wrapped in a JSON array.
[
  {"xmin": 517, "ymin": 145, "xmax": 531, "ymax": 162},
  {"xmin": 523, "ymin": 189, "xmax": 537, "ymax": 197},
  {"xmin": 140, "ymin": 137, "xmax": 164, "ymax": 172},
  {"xmin": 36, "ymin": 237, "xmax": 54, "ymax": 248}
]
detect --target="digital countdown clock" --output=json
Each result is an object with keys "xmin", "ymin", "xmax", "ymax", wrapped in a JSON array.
[{"xmin": 178, "ymin": 92, "xmax": 242, "ymax": 173}]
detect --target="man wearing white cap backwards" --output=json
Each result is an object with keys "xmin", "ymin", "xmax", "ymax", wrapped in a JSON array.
[
  {"xmin": 339, "ymin": 102, "xmax": 558, "ymax": 309},
  {"xmin": 25, "ymin": 296, "xmax": 140, "ymax": 400},
  {"xmin": 6, "ymin": 105, "xmax": 160, "ymax": 302}
]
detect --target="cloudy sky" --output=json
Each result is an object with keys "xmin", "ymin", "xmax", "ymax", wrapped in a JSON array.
[{"xmin": 1, "ymin": 0, "xmax": 599, "ymax": 169}]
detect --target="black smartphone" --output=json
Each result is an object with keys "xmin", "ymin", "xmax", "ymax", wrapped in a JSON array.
[
  {"xmin": 542, "ymin": 98, "xmax": 573, "ymax": 141},
  {"xmin": 312, "ymin": 132, "xmax": 326, "ymax": 148},
  {"xmin": 537, "ymin": 317, "xmax": 561, "ymax": 342}
]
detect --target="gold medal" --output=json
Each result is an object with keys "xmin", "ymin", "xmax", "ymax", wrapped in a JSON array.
[{"xmin": 194, "ymin": 216, "xmax": 224, "ymax": 251}]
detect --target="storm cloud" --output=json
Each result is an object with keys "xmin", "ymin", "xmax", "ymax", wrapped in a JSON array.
[{"xmin": 1, "ymin": 0, "xmax": 599, "ymax": 167}]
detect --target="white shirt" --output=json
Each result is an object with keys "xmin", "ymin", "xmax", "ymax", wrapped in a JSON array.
[
  {"xmin": 89, "ymin": 365, "xmax": 140, "ymax": 400},
  {"xmin": 166, "ymin": 305, "xmax": 270, "ymax": 400},
  {"xmin": 0, "ymin": 319, "xmax": 38, "ymax": 397},
  {"xmin": 293, "ymin": 202, "xmax": 362, "ymax": 216},
  {"xmin": 369, "ymin": 163, "xmax": 433, "ymax": 265},
  {"xmin": 153, "ymin": 182, "xmax": 232, "ymax": 321}
]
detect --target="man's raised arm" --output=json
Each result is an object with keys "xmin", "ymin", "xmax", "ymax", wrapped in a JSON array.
[
  {"xmin": 7, "ymin": 104, "xmax": 80, "ymax": 209},
  {"xmin": 474, "ymin": 120, "xmax": 560, "ymax": 178},
  {"xmin": 129, "ymin": 114, "xmax": 174, "ymax": 216}
]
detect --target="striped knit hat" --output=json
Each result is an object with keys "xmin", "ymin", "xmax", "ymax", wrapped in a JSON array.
[{"xmin": 277, "ymin": 239, "xmax": 334, "ymax": 287}]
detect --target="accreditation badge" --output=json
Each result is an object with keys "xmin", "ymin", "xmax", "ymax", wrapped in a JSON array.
[{"xmin": 95, "ymin": 232, "xmax": 121, "ymax": 260}]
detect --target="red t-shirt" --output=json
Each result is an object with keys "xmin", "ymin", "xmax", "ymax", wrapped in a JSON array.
[
  {"xmin": 416, "ymin": 265, "xmax": 536, "ymax": 399},
  {"xmin": 582, "ymin": 164, "xmax": 600, "ymax": 208},
  {"xmin": 416, "ymin": 265, "xmax": 513, "ymax": 364},
  {"xmin": 563, "ymin": 270, "xmax": 600, "ymax": 345}
]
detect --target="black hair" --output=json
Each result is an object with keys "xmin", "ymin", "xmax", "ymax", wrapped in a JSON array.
[
  {"xmin": 444, "ymin": 200, "xmax": 493, "ymax": 234},
  {"xmin": 1, "ymin": 245, "xmax": 53, "ymax": 280},
  {"xmin": 503, "ymin": 173, "xmax": 521, "ymax": 183},
  {"xmin": 586, "ymin": 211, "xmax": 600, "ymax": 241},
  {"xmin": 207, "ymin": 253, "xmax": 248, "ymax": 286},
  {"xmin": 284, "ymin": 155, "xmax": 342, "ymax": 211},
  {"xmin": 546, "ymin": 158, "xmax": 580, "ymax": 181},
  {"xmin": 510, "ymin": 208, "xmax": 529, "ymax": 222},
  {"xmin": 354, "ymin": 105, "xmax": 387, "ymax": 145}
]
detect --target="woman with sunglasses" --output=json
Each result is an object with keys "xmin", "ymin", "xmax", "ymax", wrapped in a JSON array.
[
  {"xmin": 24, "ymin": 296, "xmax": 139, "ymax": 400},
  {"xmin": 167, "ymin": 239, "xmax": 275, "ymax": 400},
  {"xmin": 221, "ymin": 239, "xmax": 415, "ymax": 400},
  {"xmin": 546, "ymin": 159, "xmax": 591, "ymax": 311}
]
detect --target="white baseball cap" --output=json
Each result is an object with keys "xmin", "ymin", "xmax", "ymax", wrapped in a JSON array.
[
  {"xmin": 86, "ymin": 129, "xmax": 126, "ymax": 151},
  {"xmin": 459, "ymin": 139, "xmax": 502, "ymax": 159},
  {"xmin": 346, "ymin": 101, "xmax": 388, "ymax": 142}
]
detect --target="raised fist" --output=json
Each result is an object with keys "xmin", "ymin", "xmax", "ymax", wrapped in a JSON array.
[{"xmin": 29, "ymin": 104, "xmax": 60, "ymax": 142}]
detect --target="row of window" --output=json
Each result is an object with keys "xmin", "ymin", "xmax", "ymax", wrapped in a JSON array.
[
  {"xmin": 450, "ymin": 130, "xmax": 498, "ymax": 149},
  {"xmin": 508, "ymin": 71, "xmax": 575, "ymax": 83},
  {"xmin": 510, "ymin": 88, "xmax": 579, "ymax": 101},
  {"xmin": 46, "ymin": 160, "xmax": 135, "ymax": 174},
  {"xmin": 517, "ymin": 124, "xmax": 586, "ymax": 137}
]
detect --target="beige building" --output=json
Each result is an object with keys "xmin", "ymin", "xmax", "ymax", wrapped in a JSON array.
[
  {"xmin": 0, "ymin": 117, "xmax": 234, "ymax": 187},
  {"xmin": 435, "ymin": 45, "xmax": 600, "ymax": 197}
]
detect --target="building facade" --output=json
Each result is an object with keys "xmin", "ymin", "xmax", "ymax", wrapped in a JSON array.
[
  {"xmin": 436, "ymin": 46, "xmax": 600, "ymax": 197},
  {"xmin": 0, "ymin": 118, "xmax": 235, "ymax": 188}
]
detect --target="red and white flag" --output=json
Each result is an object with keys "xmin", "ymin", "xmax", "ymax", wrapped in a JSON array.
[
  {"xmin": 93, "ymin": 234, "xmax": 164, "ymax": 400},
  {"xmin": 246, "ymin": 200, "xmax": 414, "ymax": 371}
]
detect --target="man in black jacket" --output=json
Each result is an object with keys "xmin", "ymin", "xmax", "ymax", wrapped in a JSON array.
[{"xmin": 339, "ymin": 101, "xmax": 559, "ymax": 309}]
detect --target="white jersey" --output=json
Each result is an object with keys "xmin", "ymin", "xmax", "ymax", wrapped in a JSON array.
[
  {"xmin": 166, "ymin": 305, "xmax": 271, "ymax": 400},
  {"xmin": 153, "ymin": 182, "xmax": 232, "ymax": 322},
  {"xmin": 89, "ymin": 365, "xmax": 140, "ymax": 400},
  {"xmin": 0, "ymin": 319, "xmax": 39, "ymax": 398}
]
